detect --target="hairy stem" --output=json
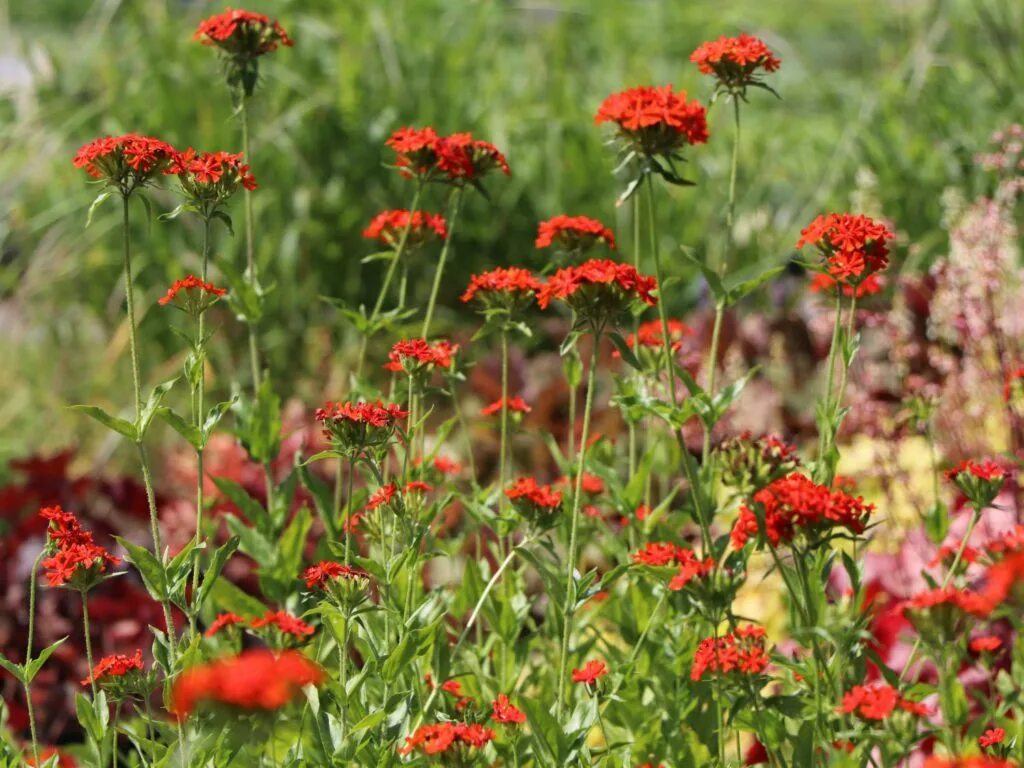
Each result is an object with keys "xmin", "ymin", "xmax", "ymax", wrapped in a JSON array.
[{"xmin": 421, "ymin": 187, "xmax": 464, "ymax": 339}]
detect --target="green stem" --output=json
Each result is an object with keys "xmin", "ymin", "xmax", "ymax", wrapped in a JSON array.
[
  {"xmin": 240, "ymin": 95, "xmax": 261, "ymax": 390},
  {"xmin": 628, "ymin": 193, "xmax": 642, "ymax": 479},
  {"xmin": 816, "ymin": 292, "xmax": 844, "ymax": 480},
  {"xmin": 81, "ymin": 592, "xmax": 98, "ymax": 700},
  {"xmin": 343, "ymin": 457, "xmax": 356, "ymax": 567},
  {"xmin": 644, "ymin": 175, "xmax": 679, "ymax": 410},
  {"xmin": 23, "ymin": 551, "xmax": 44, "ymax": 766},
  {"xmin": 420, "ymin": 187, "xmax": 464, "ymax": 339},
  {"xmin": 111, "ymin": 706, "xmax": 119, "ymax": 768},
  {"xmin": 601, "ymin": 590, "xmax": 666, "ymax": 707},
  {"xmin": 556, "ymin": 326, "xmax": 602, "ymax": 719},
  {"xmin": 356, "ymin": 183, "xmax": 423, "ymax": 382}
]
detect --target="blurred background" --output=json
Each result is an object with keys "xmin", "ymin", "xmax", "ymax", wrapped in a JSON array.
[{"xmin": 2, "ymin": 0, "xmax": 1023, "ymax": 471}]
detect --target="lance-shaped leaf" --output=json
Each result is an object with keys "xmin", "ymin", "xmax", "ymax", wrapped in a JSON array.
[
  {"xmin": 70, "ymin": 405, "xmax": 138, "ymax": 442},
  {"xmin": 115, "ymin": 536, "xmax": 168, "ymax": 601}
]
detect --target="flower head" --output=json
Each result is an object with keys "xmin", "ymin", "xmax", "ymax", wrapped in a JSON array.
[
  {"xmin": 535, "ymin": 215, "xmax": 616, "ymax": 254},
  {"xmin": 303, "ymin": 561, "xmax": 370, "ymax": 611},
  {"xmin": 194, "ymin": 8, "xmax": 292, "ymax": 95},
  {"xmin": 171, "ymin": 649, "xmax": 323, "ymax": 717},
  {"xmin": 945, "ymin": 459, "xmax": 1007, "ymax": 508},
  {"xmin": 169, "ymin": 149, "xmax": 256, "ymax": 212},
  {"xmin": 73, "ymin": 134, "xmax": 177, "ymax": 193},
  {"xmin": 691, "ymin": 625, "xmax": 770, "ymax": 681},
  {"xmin": 481, "ymin": 396, "xmax": 532, "ymax": 417},
  {"xmin": 796, "ymin": 213, "xmax": 895, "ymax": 287},
  {"xmin": 595, "ymin": 85, "xmax": 708, "ymax": 160},
  {"xmin": 363, "ymin": 209, "xmax": 447, "ymax": 249},
  {"xmin": 314, "ymin": 400, "xmax": 408, "ymax": 459},
  {"xmin": 730, "ymin": 473, "xmax": 873, "ymax": 550},
  {"xmin": 399, "ymin": 721, "xmax": 496, "ymax": 757},
  {"xmin": 690, "ymin": 34, "xmax": 780, "ymax": 94},
  {"xmin": 382, "ymin": 338, "xmax": 458, "ymax": 375},
  {"xmin": 205, "ymin": 612, "xmax": 246, "ymax": 638},
  {"xmin": 980, "ymin": 728, "xmax": 1006, "ymax": 749},
  {"xmin": 386, "ymin": 126, "xmax": 509, "ymax": 185},
  {"xmin": 506, "ymin": 476, "xmax": 564, "ymax": 530},
  {"xmin": 461, "ymin": 267, "xmax": 542, "ymax": 322},
  {"xmin": 838, "ymin": 682, "xmax": 929, "ymax": 721},
  {"xmin": 39, "ymin": 505, "xmax": 119, "ymax": 591},
  {"xmin": 537, "ymin": 258, "xmax": 657, "ymax": 326},
  {"xmin": 491, "ymin": 694, "xmax": 527, "ymax": 725},
  {"xmin": 82, "ymin": 650, "xmax": 147, "ymax": 699},
  {"xmin": 717, "ymin": 431, "xmax": 801, "ymax": 493},
  {"xmin": 250, "ymin": 610, "xmax": 315, "ymax": 647},
  {"xmin": 809, "ymin": 271, "xmax": 885, "ymax": 298},
  {"xmin": 571, "ymin": 659, "xmax": 608, "ymax": 685},
  {"xmin": 158, "ymin": 275, "xmax": 227, "ymax": 317}
]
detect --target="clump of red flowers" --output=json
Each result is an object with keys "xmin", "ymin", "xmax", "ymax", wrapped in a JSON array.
[
  {"xmin": 718, "ymin": 432, "xmax": 801, "ymax": 493},
  {"xmin": 690, "ymin": 34, "xmax": 781, "ymax": 94},
  {"xmin": 623, "ymin": 318, "xmax": 693, "ymax": 352},
  {"xmin": 691, "ymin": 625, "xmax": 770, "ymax": 681},
  {"xmin": 730, "ymin": 472, "xmax": 873, "ymax": 550},
  {"xmin": 945, "ymin": 458, "xmax": 1007, "ymax": 509},
  {"xmin": 461, "ymin": 267, "xmax": 542, "ymax": 321},
  {"xmin": 304, "ymin": 561, "xmax": 370, "ymax": 611},
  {"xmin": 595, "ymin": 85, "xmax": 708, "ymax": 160},
  {"xmin": 194, "ymin": 8, "xmax": 292, "ymax": 95},
  {"xmin": 398, "ymin": 721, "xmax": 496, "ymax": 757},
  {"xmin": 838, "ymin": 681, "xmax": 930, "ymax": 721},
  {"xmin": 315, "ymin": 400, "xmax": 408, "ymax": 458},
  {"xmin": 924, "ymin": 759, "xmax": 1018, "ymax": 768},
  {"xmin": 39, "ymin": 505, "xmax": 119, "ymax": 591},
  {"xmin": 250, "ymin": 610, "xmax": 315, "ymax": 646},
  {"xmin": 386, "ymin": 126, "xmax": 509, "ymax": 185},
  {"xmin": 506, "ymin": 477, "xmax": 564, "ymax": 529},
  {"xmin": 172, "ymin": 649, "xmax": 323, "ymax": 717},
  {"xmin": 383, "ymin": 338, "xmax": 458, "ymax": 374},
  {"xmin": 537, "ymin": 259, "xmax": 657, "ymax": 327},
  {"xmin": 491, "ymin": 694, "xmax": 526, "ymax": 725},
  {"xmin": 158, "ymin": 275, "xmax": 227, "ymax": 317},
  {"xmin": 205, "ymin": 612, "xmax": 246, "ymax": 638},
  {"xmin": 362, "ymin": 209, "xmax": 447, "ymax": 250},
  {"xmin": 481, "ymin": 396, "xmax": 531, "ymax": 417},
  {"xmin": 535, "ymin": 214, "xmax": 616, "ymax": 253},
  {"xmin": 571, "ymin": 659, "xmax": 608, "ymax": 685},
  {"xmin": 979, "ymin": 728, "xmax": 1006, "ymax": 748},
  {"xmin": 169, "ymin": 149, "xmax": 257, "ymax": 212},
  {"xmin": 809, "ymin": 271, "xmax": 885, "ymax": 298},
  {"xmin": 82, "ymin": 650, "xmax": 147, "ymax": 699},
  {"xmin": 796, "ymin": 213, "xmax": 895, "ymax": 286},
  {"xmin": 73, "ymin": 134, "xmax": 177, "ymax": 192}
]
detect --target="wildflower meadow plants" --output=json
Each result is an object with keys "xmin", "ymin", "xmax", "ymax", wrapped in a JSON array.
[{"xmin": 6, "ymin": 11, "xmax": 1024, "ymax": 768}]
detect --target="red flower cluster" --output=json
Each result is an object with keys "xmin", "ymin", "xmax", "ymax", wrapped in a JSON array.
[
  {"xmin": 690, "ymin": 34, "xmax": 781, "ymax": 91},
  {"xmin": 362, "ymin": 209, "xmax": 447, "ymax": 248},
  {"xmin": 480, "ymin": 396, "xmax": 531, "ymax": 417},
  {"xmin": 924, "ymin": 759, "xmax": 1017, "ymax": 768},
  {"xmin": 169, "ymin": 149, "xmax": 257, "ymax": 201},
  {"xmin": 970, "ymin": 635, "xmax": 1002, "ymax": 653},
  {"xmin": 730, "ymin": 473, "xmax": 873, "ymax": 549},
  {"xmin": 193, "ymin": 8, "xmax": 292, "ymax": 54},
  {"xmin": 386, "ymin": 126, "xmax": 510, "ymax": 184},
  {"xmin": 39, "ymin": 506, "xmax": 119, "ymax": 590},
  {"xmin": 595, "ymin": 85, "xmax": 709, "ymax": 157},
  {"xmin": 158, "ymin": 275, "xmax": 227, "ymax": 314},
  {"xmin": 535, "ymin": 215, "xmax": 616, "ymax": 252},
  {"xmin": 537, "ymin": 258, "xmax": 657, "ymax": 316},
  {"xmin": 505, "ymin": 477, "xmax": 563, "ymax": 511},
  {"xmin": 315, "ymin": 400, "xmax": 408, "ymax": 455},
  {"xmin": 172, "ymin": 650, "xmax": 323, "ymax": 717},
  {"xmin": 366, "ymin": 484, "xmax": 398, "ymax": 511},
  {"xmin": 980, "ymin": 728, "xmax": 1006, "ymax": 748},
  {"xmin": 838, "ymin": 682, "xmax": 930, "ymax": 721},
  {"xmin": 944, "ymin": 459, "xmax": 1006, "ymax": 483},
  {"xmin": 461, "ymin": 267, "xmax": 543, "ymax": 311},
  {"xmin": 796, "ymin": 213, "xmax": 895, "ymax": 285},
  {"xmin": 399, "ymin": 721, "xmax": 496, "ymax": 756},
  {"xmin": 383, "ymin": 338, "xmax": 458, "ymax": 373},
  {"xmin": 622, "ymin": 318, "xmax": 693, "ymax": 352},
  {"xmin": 491, "ymin": 694, "xmax": 526, "ymax": 725},
  {"xmin": 945, "ymin": 458, "xmax": 1007, "ymax": 509},
  {"xmin": 250, "ymin": 610, "xmax": 315, "ymax": 640},
  {"xmin": 81, "ymin": 649, "xmax": 144, "ymax": 687},
  {"xmin": 809, "ymin": 272, "xmax": 885, "ymax": 298},
  {"xmin": 691, "ymin": 625, "xmax": 770, "ymax": 681},
  {"xmin": 303, "ymin": 561, "xmax": 370, "ymax": 590},
  {"xmin": 205, "ymin": 612, "xmax": 245, "ymax": 638},
  {"xmin": 571, "ymin": 659, "xmax": 608, "ymax": 684},
  {"xmin": 633, "ymin": 541, "xmax": 690, "ymax": 567},
  {"xmin": 73, "ymin": 134, "xmax": 177, "ymax": 189}
]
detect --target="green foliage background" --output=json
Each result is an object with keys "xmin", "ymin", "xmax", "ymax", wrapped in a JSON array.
[{"xmin": 2, "ymin": 0, "xmax": 1022, "ymax": 467}]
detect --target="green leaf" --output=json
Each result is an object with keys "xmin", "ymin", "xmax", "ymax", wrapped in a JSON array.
[
  {"xmin": 224, "ymin": 514, "xmax": 276, "ymax": 567},
  {"xmin": 70, "ymin": 405, "xmax": 138, "ymax": 442},
  {"xmin": 24, "ymin": 636, "xmax": 68, "ymax": 682},
  {"xmin": 725, "ymin": 266, "xmax": 784, "ymax": 306},
  {"xmin": 115, "ymin": 536, "xmax": 168, "ymax": 600},
  {"xmin": 212, "ymin": 210, "xmax": 234, "ymax": 235},
  {"xmin": 607, "ymin": 331, "xmax": 643, "ymax": 372},
  {"xmin": 0, "ymin": 651, "xmax": 25, "ymax": 684},
  {"xmin": 202, "ymin": 398, "xmax": 237, "ymax": 444},
  {"xmin": 206, "ymin": 576, "xmax": 265, "ymax": 619},
  {"xmin": 212, "ymin": 477, "xmax": 271, "ymax": 532},
  {"xmin": 85, "ymin": 190, "xmax": 114, "ymax": 228},
  {"xmin": 156, "ymin": 407, "xmax": 202, "ymax": 449},
  {"xmin": 197, "ymin": 536, "xmax": 240, "ymax": 612},
  {"xmin": 361, "ymin": 250, "xmax": 396, "ymax": 265},
  {"xmin": 680, "ymin": 246, "xmax": 725, "ymax": 301}
]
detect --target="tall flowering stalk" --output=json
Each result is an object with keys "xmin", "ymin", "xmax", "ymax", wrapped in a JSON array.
[{"xmin": 537, "ymin": 258, "xmax": 657, "ymax": 717}]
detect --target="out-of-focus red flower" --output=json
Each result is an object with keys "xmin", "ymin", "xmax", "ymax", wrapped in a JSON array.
[
  {"xmin": 250, "ymin": 610, "xmax": 315, "ymax": 640},
  {"xmin": 923, "ymin": 757, "xmax": 1017, "ymax": 768},
  {"xmin": 691, "ymin": 625, "xmax": 770, "ymax": 681},
  {"xmin": 796, "ymin": 213, "xmax": 894, "ymax": 286},
  {"xmin": 399, "ymin": 721, "xmax": 496, "ymax": 756},
  {"xmin": 744, "ymin": 740, "xmax": 770, "ymax": 766},
  {"xmin": 571, "ymin": 659, "xmax": 608, "ymax": 684},
  {"xmin": 595, "ymin": 85, "xmax": 708, "ymax": 157},
  {"xmin": 809, "ymin": 272, "xmax": 885, "ymax": 298},
  {"xmin": 505, "ymin": 477, "xmax": 564, "ymax": 519},
  {"xmin": 27, "ymin": 747, "xmax": 77, "ymax": 767},
  {"xmin": 172, "ymin": 649, "xmax": 323, "ymax": 717},
  {"xmin": 81, "ymin": 649, "xmax": 144, "ymax": 687},
  {"xmin": 979, "ymin": 727, "xmax": 1006, "ymax": 748},
  {"xmin": 970, "ymin": 635, "xmax": 1003, "ymax": 653},
  {"xmin": 382, "ymin": 338, "xmax": 458, "ymax": 373},
  {"xmin": 945, "ymin": 459, "xmax": 1007, "ymax": 509},
  {"xmin": 491, "ymin": 693, "xmax": 527, "ymax": 724},
  {"xmin": 366, "ymin": 484, "xmax": 398, "ymax": 512},
  {"xmin": 620, "ymin": 318, "xmax": 694, "ymax": 352},
  {"xmin": 535, "ymin": 215, "xmax": 616, "ymax": 252},
  {"xmin": 362, "ymin": 209, "xmax": 447, "ymax": 248},
  {"xmin": 303, "ymin": 561, "xmax": 369, "ymax": 590},
  {"xmin": 838, "ymin": 681, "xmax": 930, "ymax": 720},
  {"xmin": 205, "ymin": 611, "xmax": 246, "ymax": 638},
  {"xmin": 690, "ymin": 34, "xmax": 780, "ymax": 92},
  {"xmin": 481, "ymin": 396, "xmax": 532, "ymax": 417}
]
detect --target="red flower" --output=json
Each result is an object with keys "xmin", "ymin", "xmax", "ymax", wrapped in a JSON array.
[
  {"xmin": 491, "ymin": 694, "xmax": 527, "ymax": 725},
  {"xmin": 386, "ymin": 126, "xmax": 509, "ymax": 184},
  {"xmin": 571, "ymin": 659, "xmax": 608, "ymax": 684},
  {"xmin": 27, "ymin": 748, "xmax": 77, "ymax": 767},
  {"xmin": 691, "ymin": 625, "xmax": 770, "ymax": 681},
  {"xmin": 461, "ymin": 266, "xmax": 542, "ymax": 305},
  {"xmin": 194, "ymin": 8, "xmax": 292, "ymax": 54},
  {"xmin": 667, "ymin": 551, "xmax": 716, "ymax": 591},
  {"xmin": 690, "ymin": 34, "xmax": 780, "ymax": 92},
  {"xmin": 970, "ymin": 635, "xmax": 1003, "ymax": 653},
  {"xmin": 944, "ymin": 459, "xmax": 1006, "ymax": 483},
  {"xmin": 405, "ymin": 480, "xmax": 433, "ymax": 494},
  {"xmin": 505, "ymin": 477, "xmax": 564, "ymax": 516},
  {"xmin": 73, "ymin": 134, "xmax": 177, "ymax": 190},
  {"xmin": 39, "ymin": 505, "xmax": 119, "ymax": 589},
  {"xmin": 81, "ymin": 649, "xmax": 144, "ymax": 687},
  {"xmin": 980, "ymin": 728, "xmax": 1006, "ymax": 748},
  {"xmin": 205, "ymin": 612, "xmax": 246, "ymax": 638},
  {"xmin": 362, "ymin": 209, "xmax": 447, "ymax": 248},
  {"xmin": 535, "ymin": 215, "xmax": 616, "ymax": 252},
  {"xmin": 366, "ymin": 484, "xmax": 398, "ymax": 511},
  {"xmin": 632, "ymin": 541, "xmax": 687, "ymax": 567},
  {"xmin": 945, "ymin": 459, "xmax": 1007, "ymax": 508},
  {"xmin": 383, "ymin": 338, "xmax": 458, "ymax": 373},
  {"xmin": 315, "ymin": 400, "xmax": 408, "ymax": 456},
  {"xmin": 595, "ymin": 85, "xmax": 708, "ymax": 157},
  {"xmin": 158, "ymin": 275, "xmax": 228, "ymax": 312},
  {"xmin": 838, "ymin": 682, "xmax": 928, "ymax": 721},
  {"xmin": 433, "ymin": 456, "xmax": 462, "ymax": 475},
  {"xmin": 730, "ymin": 473, "xmax": 873, "ymax": 550},
  {"xmin": 172, "ymin": 649, "xmax": 323, "ymax": 717},
  {"xmin": 924, "ymin": 759, "xmax": 1018, "ymax": 768},
  {"xmin": 537, "ymin": 258, "xmax": 657, "ymax": 316},
  {"xmin": 250, "ymin": 610, "xmax": 315, "ymax": 640},
  {"xmin": 796, "ymin": 213, "xmax": 894, "ymax": 286},
  {"xmin": 399, "ymin": 722, "xmax": 496, "ymax": 756},
  {"xmin": 620, "ymin": 318, "xmax": 694, "ymax": 352},
  {"xmin": 303, "ymin": 561, "xmax": 369, "ymax": 590},
  {"xmin": 809, "ymin": 272, "xmax": 885, "ymax": 298},
  {"xmin": 481, "ymin": 396, "xmax": 532, "ymax": 417}
]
